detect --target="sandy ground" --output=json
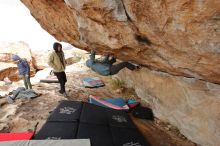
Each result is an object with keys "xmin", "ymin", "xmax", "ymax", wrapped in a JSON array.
[{"xmin": 0, "ymin": 62, "xmax": 197, "ymax": 146}]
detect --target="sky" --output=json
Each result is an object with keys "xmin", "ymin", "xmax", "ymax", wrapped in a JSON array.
[{"xmin": 0, "ymin": 0, "xmax": 63, "ymax": 51}]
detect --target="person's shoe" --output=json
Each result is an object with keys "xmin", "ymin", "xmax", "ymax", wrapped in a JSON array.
[
  {"xmin": 63, "ymin": 92, "xmax": 68, "ymax": 97},
  {"xmin": 58, "ymin": 90, "xmax": 63, "ymax": 95},
  {"xmin": 58, "ymin": 91, "xmax": 68, "ymax": 97},
  {"xmin": 112, "ymin": 56, "xmax": 116, "ymax": 62},
  {"xmin": 7, "ymin": 96, "xmax": 14, "ymax": 104},
  {"xmin": 135, "ymin": 65, "xmax": 141, "ymax": 70}
]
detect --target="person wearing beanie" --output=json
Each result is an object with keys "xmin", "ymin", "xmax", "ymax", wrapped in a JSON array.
[
  {"xmin": 12, "ymin": 54, "xmax": 32, "ymax": 89},
  {"xmin": 48, "ymin": 42, "xmax": 67, "ymax": 97}
]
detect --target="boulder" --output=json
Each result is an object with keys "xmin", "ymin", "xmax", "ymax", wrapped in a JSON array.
[
  {"xmin": 19, "ymin": 1, "xmax": 220, "ymax": 145},
  {"xmin": 0, "ymin": 62, "xmax": 18, "ymax": 81},
  {"xmin": 116, "ymin": 68, "xmax": 220, "ymax": 146},
  {"xmin": 20, "ymin": 0, "xmax": 220, "ymax": 84},
  {"xmin": 0, "ymin": 42, "xmax": 35, "ymax": 81}
]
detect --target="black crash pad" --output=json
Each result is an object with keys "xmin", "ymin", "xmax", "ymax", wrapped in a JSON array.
[
  {"xmin": 107, "ymin": 109, "xmax": 135, "ymax": 129},
  {"xmin": 40, "ymin": 79, "xmax": 59, "ymax": 83},
  {"xmin": 110, "ymin": 126, "xmax": 150, "ymax": 146},
  {"xmin": 77, "ymin": 123, "xmax": 114, "ymax": 146},
  {"xmin": 34, "ymin": 122, "xmax": 78, "ymax": 140},
  {"xmin": 80, "ymin": 102, "xmax": 108, "ymax": 125},
  {"xmin": 40, "ymin": 75, "xmax": 59, "ymax": 83},
  {"xmin": 132, "ymin": 106, "xmax": 154, "ymax": 120},
  {"xmin": 48, "ymin": 100, "xmax": 82, "ymax": 122}
]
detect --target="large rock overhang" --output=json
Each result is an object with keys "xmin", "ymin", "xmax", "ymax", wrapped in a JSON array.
[{"xmin": 20, "ymin": 0, "xmax": 220, "ymax": 84}]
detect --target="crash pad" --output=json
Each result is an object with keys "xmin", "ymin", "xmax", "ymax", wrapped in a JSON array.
[
  {"xmin": 80, "ymin": 102, "xmax": 108, "ymax": 126},
  {"xmin": 40, "ymin": 75, "xmax": 58, "ymax": 83},
  {"xmin": 132, "ymin": 106, "xmax": 154, "ymax": 120},
  {"xmin": 127, "ymin": 99, "xmax": 140, "ymax": 109},
  {"xmin": 106, "ymin": 109, "xmax": 135, "ymax": 128},
  {"xmin": 82, "ymin": 77, "xmax": 104, "ymax": 88},
  {"xmin": 0, "ymin": 139, "xmax": 91, "ymax": 146},
  {"xmin": 48, "ymin": 100, "xmax": 82, "ymax": 122},
  {"xmin": 34, "ymin": 122, "xmax": 78, "ymax": 140},
  {"xmin": 77, "ymin": 123, "xmax": 114, "ymax": 146},
  {"xmin": 110, "ymin": 126, "xmax": 150, "ymax": 146},
  {"xmin": 89, "ymin": 95, "xmax": 129, "ymax": 110},
  {"xmin": 33, "ymin": 101, "xmax": 150, "ymax": 146},
  {"xmin": 0, "ymin": 132, "xmax": 34, "ymax": 142}
]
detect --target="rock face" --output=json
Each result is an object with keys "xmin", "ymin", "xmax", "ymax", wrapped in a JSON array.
[
  {"xmin": 32, "ymin": 51, "xmax": 49, "ymax": 70},
  {"xmin": 116, "ymin": 68, "xmax": 220, "ymax": 146},
  {"xmin": 21, "ymin": 0, "xmax": 220, "ymax": 84},
  {"xmin": 0, "ymin": 42, "xmax": 35, "ymax": 81},
  {"xmin": 20, "ymin": 0, "xmax": 220, "ymax": 145},
  {"xmin": 0, "ymin": 42, "xmax": 33, "ymax": 62},
  {"xmin": 0, "ymin": 63, "xmax": 17, "ymax": 81}
]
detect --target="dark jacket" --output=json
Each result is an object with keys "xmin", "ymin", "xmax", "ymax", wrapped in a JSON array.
[
  {"xmin": 86, "ymin": 52, "xmax": 116, "ymax": 76},
  {"xmin": 12, "ymin": 55, "xmax": 30, "ymax": 75}
]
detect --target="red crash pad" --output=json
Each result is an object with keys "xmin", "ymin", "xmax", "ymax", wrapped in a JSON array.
[{"xmin": 0, "ymin": 132, "xmax": 34, "ymax": 142}]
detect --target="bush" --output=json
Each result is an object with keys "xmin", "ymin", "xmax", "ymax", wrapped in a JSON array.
[{"xmin": 110, "ymin": 77, "xmax": 124, "ymax": 90}]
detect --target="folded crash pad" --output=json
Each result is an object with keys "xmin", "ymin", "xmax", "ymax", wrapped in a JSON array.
[
  {"xmin": 132, "ymin": 106, "xmax": 154, "ymax": 120},
  {"xmin": 0, "ymin": 132, "xmax": 34, "ymax": 142},
  {"xmin": 82, "ymin": 77, "xmax": 104, "ymax": 88},
  {"xmin": 89, "ymin": 95, "xmax": 129, "ymax": 110},
  {"xmin": 80, "ymin": 102, "xmax": 108, "ymax": 125},
  {"xmin": 40, "ymin": 75, "xmax": 59, "ymax": 83},
  {"xmin": 34, "ymin": 122, "xmax": 78, "ymax": 140},
  {"xmin": 77, "ymin": 123, "xmax": 114, "ymax": 146},
  {"xmin": 48, "ymin": 100, "xmax": 82, "ymax": 122},
  {"xmin": 0, "ymin": 140, "xmax": 28, "ymax": 146},
  {"xmin": 106, "ymin": 109, "xmax": 135, "ymax": 128},
  {"xmin": 110, "ymin": 126, "xmax": 150, "ymax": 146},
  {"xmin": 0, "ymin": 139, "xmax": 91, "ymax": 146},
  {"xmin": 127, "ymin": 99, "xmax": 140, "ymax": 109}
]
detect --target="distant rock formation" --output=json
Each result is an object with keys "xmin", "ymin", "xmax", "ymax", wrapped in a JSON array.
[{"xmin": 0, "ymin": 41, "xmax": 35, "ymax": 81}]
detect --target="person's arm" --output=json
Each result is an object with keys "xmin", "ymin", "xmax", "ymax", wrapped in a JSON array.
[
  {"xmin": 89, "ymin": 50, "xmax": 96, "ymax": 64},
  {"xmin": 109, "ymin": 56, "xmax": 116, "ymax": 64},
  {"xmin": 48, "ymin": 53, "xmax": 56, "ymax": 69},
  {"xmin": 61, "ymin": 51, "xmax": 67, "ymax": 66},
  {"xmin": 99, "ymin": 55, "xmax": 110, "ymax": 64}
]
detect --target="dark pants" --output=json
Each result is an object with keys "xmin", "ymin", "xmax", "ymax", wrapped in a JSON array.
[
  {"xmin": 110, "ymin": 62, "xmax": 136, "ymax": 75},
  {"xmin": 54, "ymin": 71, "xmax": 67, "ymax": 93}
]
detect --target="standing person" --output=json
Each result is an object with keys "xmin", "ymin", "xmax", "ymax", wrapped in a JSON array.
[
  {"xmin": 48, "ymin": 42, "xmax": 67, "ymax": 97},
  {"xmin": 86, "ymin": 50, "xmax": 140, "ymax": 76},
  {"xmin": 12, "ymin": 55, "xmax": 32, "ymax": 89}
]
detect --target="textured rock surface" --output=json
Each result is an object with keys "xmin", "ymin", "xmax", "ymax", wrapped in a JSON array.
[
  {"xmin": 20, "ymin": 0, "xmax": 220, "ymax": 146},
  {"xmin": 0, "ymin": 42, "xmax": 35, "ymax": 81},
  {"xmin": 116, "ymin": 68, "xmax": 220, "ymax": 146},
  {"xmin": 0, "ymin": 63, "xmax": 17, "ymax": 81},
  {"xmin": 32, "ymin": 51, "xmax": 49, "ymax": 70},
  {"xmin": 21, "ymin": 0, "xmax": 220, "ymax": 84},
  {"xmin": 0, "ymin": 42, "xmax": 33, "ymax": 62}
]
